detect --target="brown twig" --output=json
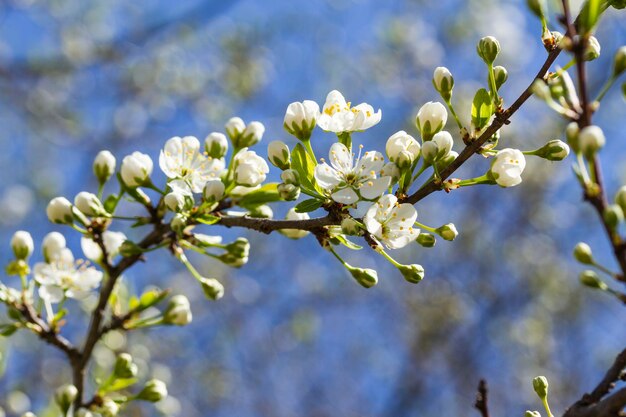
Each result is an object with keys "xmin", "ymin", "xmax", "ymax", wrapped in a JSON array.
[{"xmin": 474, "ymin": 379, "xmax": 491, "ymax": 417}]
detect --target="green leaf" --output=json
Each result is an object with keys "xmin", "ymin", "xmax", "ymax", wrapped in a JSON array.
[
  {"xmin": 579, "ymin": 0, "xmax": 603, "ymax": 34},
  {"xmin": 291, "ymin": 143, "xmax": 321, "ymax": 196},
  {"xmin": 294, "ymin": 198, "xmax": 323, "ymax": 213},
  {"xmin": 104, "ymin": 377, "xmax": 138, "ymax": 392},
  {"xmin": 103, "ymin": 194, "xmax": 119, "ymax": 213},
  {"xmin": 330, "ymin": 234, "xmax": 363, "ymax": 250},
  {"xmin": 139, "ymin": 289, "xmax": 169, "ymax": 310},
  {"xmin": 237, "ymin": 183, "xmax": 281, "ymax": 209},
  {"xmin": 471, "ymin": 88, "xmax": 494, "ymax": 131},
  {"xmin": 131, "ymin": 217, "xmax": 152, "ymax": 228},
  {"xmin": 195, "ymin": 213, "xmax": 220, "ymax": 225},
  {"xmin": 0, "ymin": 324, "xmax": 19, "ymax": 337},
  {"xmin": 52, "ymin": 309, "xmax": 67, "ymax": 324}
]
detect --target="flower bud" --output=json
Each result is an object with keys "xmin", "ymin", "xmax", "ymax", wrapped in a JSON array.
[
  {"xmin": 199, "ymin": 277, "xmax": 224, "ymax": 301},
  {"xmin": 386, "ymin": 131, "xmax": 421, "ymax": 168},
  {"xmin": 203, "ymin": 179, "xmax": 225, "ymax": 203},
  {"xmin": 284, "ymin": 100, "xmax": 320, "ymax": 140},
  {"xmin": 477, "ymin": 36, "xmax": 500, "ymax": 65},
  {"xmin": 93, "ymin": 150, "xmax": 116, "ymax": 184},
  {"xmin": 416, "ymin": 233, "xmax": 436, "ymax": 248},
  {"xmin": 398, "ymin": 263, "xmax": 425, "ymax": 284},
  {"xmin": 604, "ymin": 204, "xmax": 624, "ymax": 231},
  {"xmin": 164, "ymin": 191, "xmax": 187, "ymax": 213},
  {"xmin": 531, "ymin": 79, "xmax": 551, "ymax": 101},
  {"xmin": 348, "ymin": 266, "xmax": 378, "ymax": 288},
  {"xmin": 226, "ymin": 237, "xmax": 250, "ymax": 258},
  {"xmin": 493, "ymin": 65, "xmax": 508, "ymax": 90},
  {"xmin": 532, "ymin": 376, "xmax": 549, "ymax": 399},
  {"xmin": 74, "ymin": 192, "xmax": 106, "ymax": 217},
  {"xmin": 75, "ymin": 408, "xmax": 94, "ymax": 417},
  {"xmin": 615, "ymin": 186, "xmax": 626, "ymax": 213},
  {"xmin": 535, "ymin": 140, "xmax": 570, "ymax": 161},
  {"xmin": 421, "ymin": 141, "xmax": 439, "ymax": 165},
  {"xmin": 54, "ymin": 384, "xmax": 77, "ymax": 415},
  {"xmin": 432, "ymin": 67, "xmax": 454, "ymax": 100},
  {"xmin": 573, "ymin": 242, "xmax": 594, "ymax": 264},
  {"xmin": 432, "ymin": 131, "xmax": 453, "ymax": 159},
  {"xmin": 277, "ymin": 183, "xmax": 300, "ymax": 201},
  {"xmin": 280, "ymin": 169, "xmax": 300, "ymax": 186},
  {"xmin": 435, "ymin": 150, "xmax": 458, "ymax": 170},
  {"xmin": 218, "ymin": 252, "xmax": 249, "ymax": 267},
  {"xmin": 236, "ymin": 121, "xmax": 265, "ymax": 148},
  {"xmin": 11, "ymin": 231, "xmax": 33, "ymax": 260},
  {"xmin": 204, "ymin": 132, "xmax": 228, "ymax": 159},
  {"xmin": 436, "ymin": 223, "xmax": 458, "ymax": 241},
  {"xmin": 100, "ymin": 398, "xmax": 119, "ymax": 417},
  {"xmin": 565, "ymin": 122, "xmax": 580, "ymax": 153},
  {"xmin": 248, "ymin": 205, "xmax": 274, "ymax": 219},
  {"xmin": 580, "ymin": 270, "xmax": 608, "ymax": 290},
  {"xmin": 113, "ymin": 353, "xmax": 138, "ymax": 379},
  {"xmin": 341, "ymin": 218, "xmax": 362, "ymax": 236},
  {"xmin": 613, "ymin": 46, "xmax": 626, "ymax": 78},
  {"xmin": 380, "ymin": 162, "xmax": 401, "ymax": 184},
  {"xmin": 136, "ymin": 380, "xmax": 168, "ymax": 403},
  {"xmin": 525, "ymin": 411, "xmax": 541, "ymax": 417},
  {"xmin": 584, "ymin": 36, "xmax": 601, "ymax": 61},
  {"xmin": 170, "ymin": 214, "xmax": 187, "ymax": 234},
  {"xmin": 163, "ymin": 295, "xmax": 192, "ymax": 326},
  {"xmin": 268, "ymin": 140, "xmax": 291, "ymax": 170},
  {"xmin": 47, "ymin": 197, "xmax": 74, "ymax": 225},
  {"xmin": 280, "ymin": 209, "xmax": 310, "ymax": 239},
  {"xmin": 42, "ymin": 232, "xmax": 66, "ymax": 262},
  {"xmin": 578, "ymin": 125, "xmax": 605, "ymax": 157},
  {"xmin": 416, "ymin": 102, "xmax": 447, "ymax": 141},
  {"xmin": 225, "ymin": 117, "xmax": 246, "ymax": 143},
  {"xmin": 120, "ymin": 151, "xmax": 153, "ymax": 188}
]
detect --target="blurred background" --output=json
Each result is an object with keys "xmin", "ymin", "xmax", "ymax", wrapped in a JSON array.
[{"xmin": 0, "ymin": 0, "xmax": 624, "ymax": 416}]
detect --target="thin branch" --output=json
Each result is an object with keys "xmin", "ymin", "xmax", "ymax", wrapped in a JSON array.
[
  {"xmin": 217, "ymin": 214, "xmax": 338, "ymax": 235},
  {"xmin": 403, "ymin": 47, "xmax": 562, "ymax": 205},
  {"xmin": 474, "ymin": 379, "xmax": 491, "ymax": 417}
]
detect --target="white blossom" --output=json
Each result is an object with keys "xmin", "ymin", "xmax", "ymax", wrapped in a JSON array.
[
  {"xmin": 159, "ymin": 136, "xmax": 225, "ymax": 195},
  {"xmin": 385, "ymin": 131, "xmax": 421, "ymax": 168},
  {"xmin": 225, "ymin": 117, "xmax": 246, "ymax": 142},
  {"xmin": 233, "ymin": 149, "xmax": 269, "ymax": 187},
  {"xmin": 284, "ymin": 100, "xmax": 320, "ymax": 138},
  {"xmin": 204, "ymin": 132, "xmax": 228, "ymax": 158},
  {"xmin": 81, "ymin": 231, "xmax": 127, "ymax": 263},
  {"xmin": 490, "ymin": 148, "xmax": 526, "ymax": 187},
  {"xmin": 364, "ymin": 194, "xmax": 418, "ymax": 249},
  {"xmin": 47, "ymin": 197, "xmax": 74, "ymax": 224},
  {"xmin": 120, "ymin": 151, "xmax": 153, "ymax": 188},
  {"xmin": 34, "ymin": 256, "xmax": 103, "ymax": 303},
  {"xmin": 42, "ymin": 232, "xmax": 67, "ymax": 262},
  {"xmin": 314, "ymin": 142, "xmax": 390, "ymax": 205},
  {"xmin": 317, "ymin": 90, "xmax": 381, "ymax": 133},
  {"xmin": 11, "ymin": 231, "xmax": 34, "ymax": 260},
  {"xmin": 163, "ymin": 295, "xmax": 192, "ymax": 326}
]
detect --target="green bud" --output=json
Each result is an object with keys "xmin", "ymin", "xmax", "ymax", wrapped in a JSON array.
[
  {"xmin": 170, "ymin": 214, "xmax": 187, "ymax": 234},
  {"xmin": 580, "ymin": 270, "xmax": 608, "ymax": 290},
  {"xmin": 204, "ymin": 132, "xmax": 228, "ymax": 159},
  {"xmin": 280, "ymin": 169, "xmax": 300, "ymax": 186},
  {"xmin": 433, "ymin": 67, "xmax": 454, "ymax": 101},
  {"xmin": 248, "ymin": 205, "xmax": 273, "ymax": 219},
  {"xmin": 573, "ymin": 242, "xmax": 594, "ymax": 264},
  {"xmin": 584, "ymin": 36, "xmax": 601, "ymax": 61},
  {"xmin": 54, "ymin": 384, "xmax": 78, "ymax": 415},
  {"xmin": 493, "ymin": 66, "xmax": 508, "ymax": 90},
  {"xmin": 604, "ymin": 204, "xmax": 624, "ymax": 230},
  {"xmin": 613, "ymin": 46, "xmax": 626, "ymax": 78},
  {"xmin": 99, "ymin": 398, "xmax": 119, "ymax": 417},
  {"xmin": 11, "ymin": 231, "xmax": 34, "ymax": 261},
  {"xmin": 565, "ymin": 122, "xmax": 580, "ymax": 154},
  {"xmin": 118, "ymin": 240, "xmax": 143, "ymax": 257},
  {"xmin": 579, "ymin": 125, "xmax": 605, "ymax": 158},
  {"xmin": 421, "ymin": 141, "xmax": 439, "ymax": 165},
  {"xmin": 477, "ymin": 36, "xmax": 500, "ymax": 65},
  {"xmin": 436, "ymin": 223, "xmax": 458, "ymax": 241},
  {"xmin": 525, "ymin": 411, "xmax": 541, "ymax": 417},
  {"xmin": 113, "ymin": 353, "xmax": 137, "ymax": 379},
  {"xmin": 531, "ymin": 79, "xmax": 551, "ymax": 101},
  {"xmin": 534, "ymin": 140, "xmax": 570, "ymax": 161},
  {"xmin": 398, "ymin": 264, "xmax": 425, "ymax": 284},
  {"xmin": 268, "ymin": 140, "xmax": 291, "ymax": 170},
  {"xmin": 277, "ymin": 183, "xmax": 301, "ymax": 201},
  {"xmin": 226, "ymin": 238, "xmax": 250, "ymax": 257},
  {"xmin": 75, "ymin": 408, "xmax": 94, "ymax": 417},
  {"xmin": 416, "ymin": 233, "xmax": 436, "ymax": 248},
  {"xmin": 218, "ymin": 252, "xmax": 248, "ymax": 268},
  {"xmin": 93, "ymin": 150, "xmax": 116, "ymax": 185},
  {"xmin": 348, "ymin": 266, "xmax": 378, "ymax": 288},
  {"xmin": 532, "ymin": 376, "xmax": 549, "ymax": 399},
  {"xmin": 136, "ymin": 379, "xmax": 168, "ymax": 402},
  {"xmin": 341, "ymin": 218, "xmax": 363, "ymax": 236},
  {"xmin": 615, "ymin": 186, "xmax": 626, "ymax": 213},
  {"xmin": 199, "ymin": 277, "xmax": 224, "ymax": 301},
  {"xmin": 163, "ymin": 295, "xmax": 192, "ymax": 326}
]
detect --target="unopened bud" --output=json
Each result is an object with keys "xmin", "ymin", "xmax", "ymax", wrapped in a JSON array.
[
  {"xmin": 535, "ymin": 140, "xmax": 570, "ymax": 161},
  {"xmin": 532, "ymin": 376, "xmax": 549, "ymax": 399},
  {"xmin": 137, "ymin": 379, "xmax": 168, "ymax": 402},
  {"xmin": 565, "ymin": 122, "xmax": 580, "ymax": 153},
  {"xmin": 584, "ymin": 36, "xmax": 601, "ymax": 61},
  {"xmin": 74, "ymin": 192, "xmax": 107, "ymax": 217},
  {"xmin": 416, "ymin": 233, "xmax": 436, "ymax": 248},
  {"xmin": 348, "ymin": 266, "xmax": 378, "ymax": 288},
  {"xmin": 580, "ymin": 270, "xmax": 608, "ymax": 290},
  {"xmin": 199, "ymin": 277, "xmax": 224, "ymax": 301},
  {"xmin": 525, "ymin": 411, "xmax": 541, "ymax": 417},
  {"xmin": 113, "ymin": 353, "xmax": 137, "ymax": 379},
  {"xmin": 283, "ymin": 100, "xmax": 320, "ymax": 141},
  {"xmin": 54, "ymin": 384, "xmax": 78, "ymax": 415},
  {"xmin": 11, "ymin": 231, "xmax": 33, "ymax": 260},
  {"xmin": 280, "ymin": 169, "xmax": 300, "ymax": 185},
  {"xmin": 573, "ymin": 242, "xmax": 594, "ymax": 264},
  {"xmin": 163, "ymin": 295, "xmax": 192, "ymax": 326},
  {"xmin": 578, "ymin": 125, "xmax": 605, "ymax": 157},
  {"xmin": 381, "ymin": 162, "xmax": 401, "ymax": 184},
  {"xmin": 204, "ymin": 132, "xmax": 228, "ymax": 158},
  {"xmin": 170, "ymin": 214, "xmax": 187, "ymax": 234},
  {"xmin": 477, "ymin": 36, "xmax": 500, "ymax": 65},
  {"xmin": 613, "ymin": 46, "xmax": 626, "ymax": 78},
  {"xmin": 248, "ymin": 205, "xmax": 273, "ymax": 219},
  {"xmin": 93, "ymin": 150, "xmax": 116, "ymax": 184},
  {"xmin": 436, "ymin": 223, "xmax": 458, "ymax": 241},
  {"xmin": 398, "ymin": 263, "xmax": 425, "ymax": 284},
  {"xmin": 604, "ymin": 204, "xmax": 624, "ymax": 230},
  {"xmin": 237, "ymin": 121, "xmax": 265, "ymax": 148},
  {"xmin": 531, "ymin": 79, "xmax": 551, "ymax": 101},
  {"xmin": 615, "ymin": 186, "xmax": 626, "ymax": 213},
  {"xmin": 416, "ymin": 102, "xmax": 447, "ymax": 141},
  {"xmin": 47, "ymin": 197, "xmax": 74, "ymax": 225},
  {"xmin": 268, "ymin": 140, "xmax": 291, "ymax": 170},
  {"xmin": 164, "ymin": 191, "xmax": 187, "ymax": 213},
  {"xmin": 493, "ymin": 65, "xmax": 508, "ymax": 90},
  {"xmin": 225, "ymin": 117, "xmax": 246, "ymax": 145},
  {"xmin": 278, "ymin": 183, "xmax": 300, "ymax": 201},
  {"xmin": 203, "ymin": 179, "xmax": 225, "ymax": 203},
  {"xmin": 433, "ymin": 67, "xmax": 454, "ymax": 100},
  {"xmin": 100, "ymin": 398, "xmax": 119, "ymax": 417}
]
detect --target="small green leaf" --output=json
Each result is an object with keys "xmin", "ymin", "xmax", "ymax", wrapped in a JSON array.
[
  {"xmin": 0, "ymin": 324, "xmax": 19, "ymax": 337},
  {"xmin": 103, "ymin": 194, "xmax": 119, "ymax": 213},
  {"xmin": 294, "ymin": 198, "xmax": 323, "ymax": 213},
  {"xmin": 104, "ymin": 377, "xmax": 138, "ymax": 392},
  {"xmin": 237, "ymin": 183, "xmax": 281, "ymax": 208},
  {"xmin": 131, "ymin": 217, "xmax": 152, "ymax": 228},
  {"xmin": 330, "ymin": 234, "xmax": 363, "ymax": 250},
  {"xmin": 579, "ymin": 0, "xmax": 603, "ymax": 34},
  {"xmin": 52, "ymin": 309, "xmax": 67, "ymax": 324},
  {"xmin": 195, "ymin": 213, "xmax": 220, "ymax": 225},
  {"xmin": 139, "ymin": 289, "xmax": 169, "ymax": 310},
  {"xmin": 291, "ymin": 143, "xmax": 321, "ymax": 195},
  {"xmin": 471, "ymin": 88, "xmax": 494, "ymax": 131}
]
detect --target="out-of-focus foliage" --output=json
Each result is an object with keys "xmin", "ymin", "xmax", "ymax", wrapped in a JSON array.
[{"xmin": 0, "ymin": 0, "xmax": 625, "ymax": 416}]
